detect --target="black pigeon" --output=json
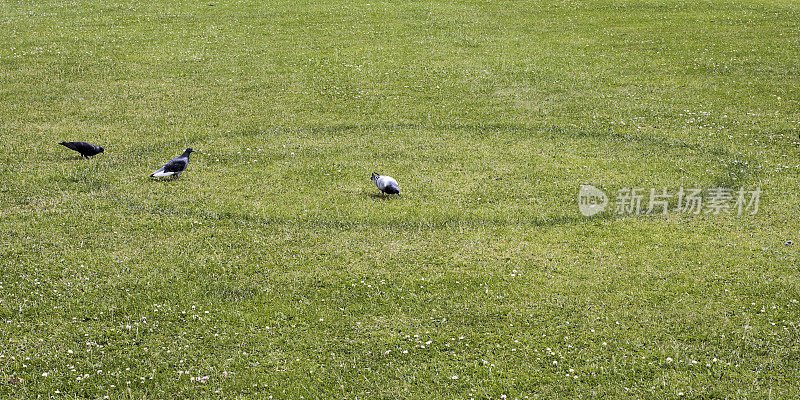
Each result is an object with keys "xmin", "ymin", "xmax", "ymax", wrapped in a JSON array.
[
  {"xmin": 58, "ymin": 141, "xmax": 104, "ymax": 158},
  {"xmin": 150, "ymin": 148, "xmax": 194, "ymax": 179}
]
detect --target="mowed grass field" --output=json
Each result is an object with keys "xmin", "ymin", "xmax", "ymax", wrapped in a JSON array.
[{"xmin": 1, "ymin": 0, "xmax": 800, "ymax": 398}]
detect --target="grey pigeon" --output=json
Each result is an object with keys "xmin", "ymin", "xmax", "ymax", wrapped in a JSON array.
[
  {"xmin": 59, "ymin": 141, "xmax": 104, "ymax": 158},
  {"xmin": 371, "ymin": 172, "xmax": 400, "ymax": 196},
  {"xmin": 150, "ymin": 148, "xmax": 194, "ymax": 178}
]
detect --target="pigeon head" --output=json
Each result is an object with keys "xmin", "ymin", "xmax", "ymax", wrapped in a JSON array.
[
  {"xmin": 98, "ymin": 146, "xmax": 105, "ymax": 153},
  {"xmin": 371, "ymin": 172, "xmax": 379, "ymax": 183}
]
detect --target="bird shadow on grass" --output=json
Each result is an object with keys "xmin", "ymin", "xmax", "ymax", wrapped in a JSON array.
[
  {"xmin": 147, "ymin": 177, "xmax": 183, "ymax": 184},
  {"xmin": 365, "ymin": 192, "xmax": 402, "ymax": 201}
]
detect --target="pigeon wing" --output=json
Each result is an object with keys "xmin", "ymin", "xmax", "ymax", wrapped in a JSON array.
[
  {"xmin": 384, "ymin": 183, "xmax": 400, "ymax": 194},
  {"xmin": 162, "ymin": 157, "xmax": 188, "ymax": 173},
  {"xmin": 75, "ymin": 142, "xmax": 95, "ymax": 155}
]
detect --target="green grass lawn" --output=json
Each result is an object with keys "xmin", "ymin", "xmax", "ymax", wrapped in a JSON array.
[{"xmin": 1, "ymin": 0, "xmax": 799, "ymax": 398}]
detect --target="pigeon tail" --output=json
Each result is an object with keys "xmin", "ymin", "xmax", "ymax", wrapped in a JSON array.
[{"xmin": 58, "ymin": 142, "xmax": 77, "ymax": 151}]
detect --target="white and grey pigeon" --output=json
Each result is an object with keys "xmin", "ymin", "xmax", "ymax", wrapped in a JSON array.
[
  {"xmin": 150, "ymin": 148, "xmax": 194, "ymax": 179},
  {"xmin": 371, "ymin": 172, "xmax": 400, "ymax": 196}
]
